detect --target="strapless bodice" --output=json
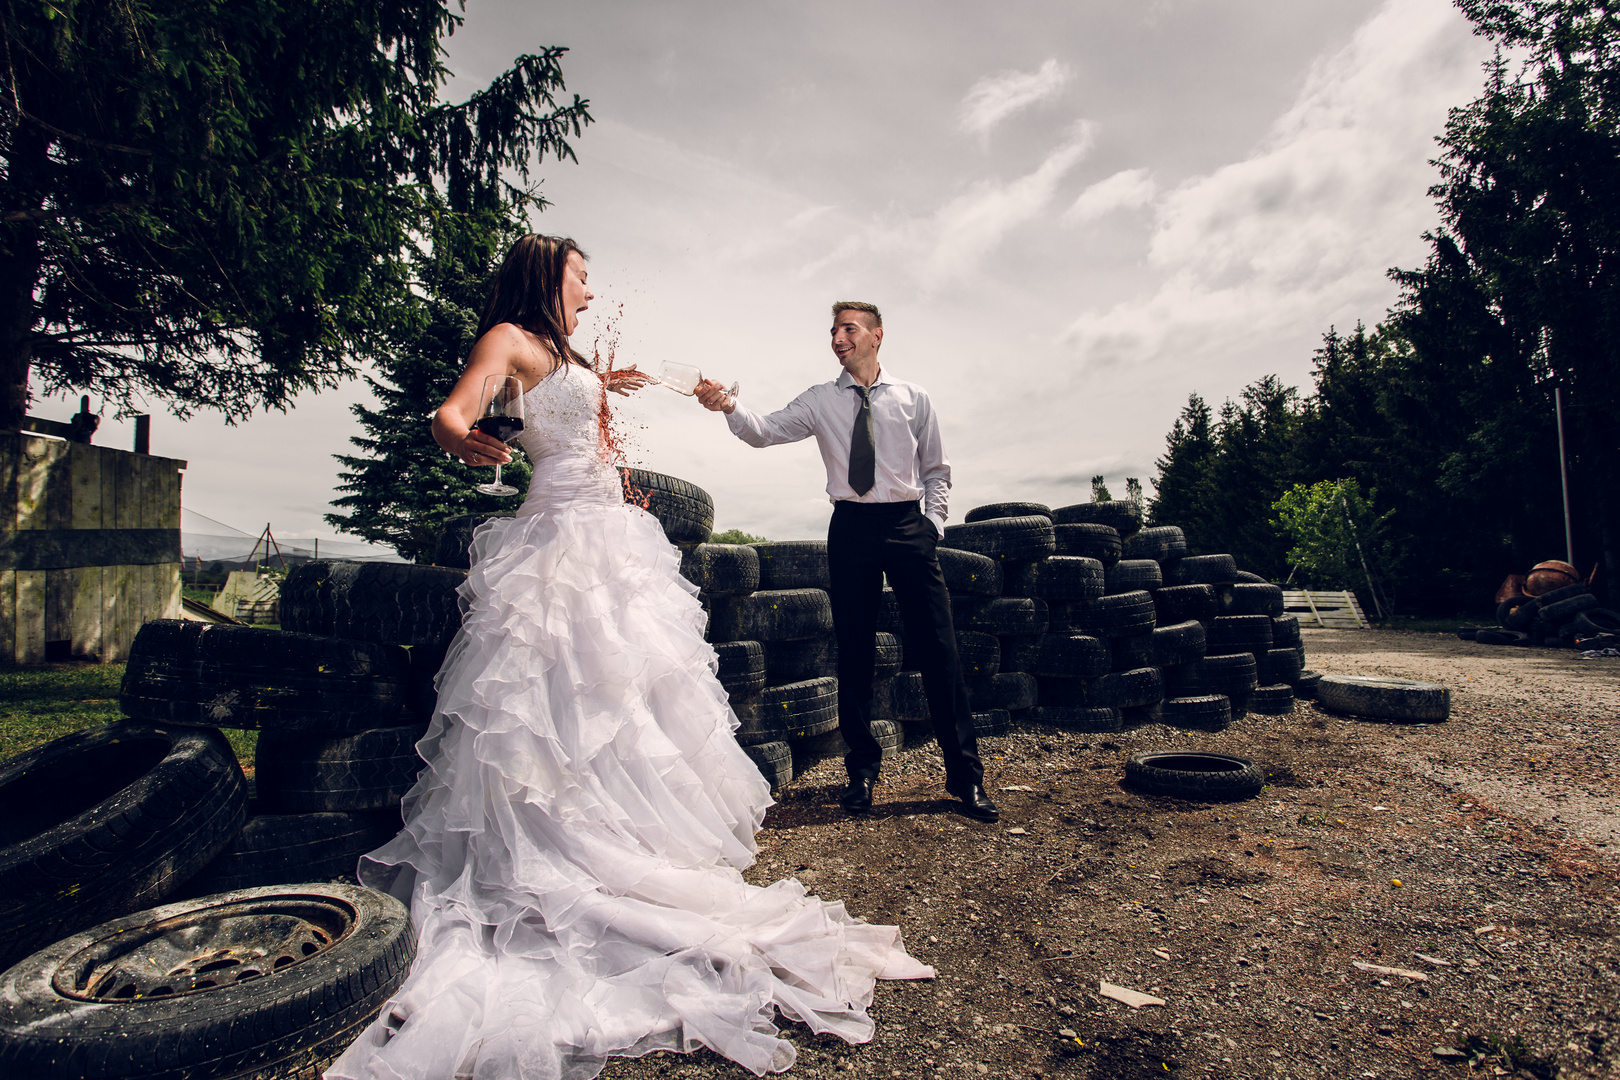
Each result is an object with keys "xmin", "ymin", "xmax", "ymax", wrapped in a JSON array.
[{"xmin": 514, "ymin": 364, "xmax": 622, "ymax": 516}]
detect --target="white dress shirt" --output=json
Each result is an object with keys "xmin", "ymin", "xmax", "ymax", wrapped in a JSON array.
[{"xmin": 725, "ymin": 367, "xmax": 952, "ymax": 536}]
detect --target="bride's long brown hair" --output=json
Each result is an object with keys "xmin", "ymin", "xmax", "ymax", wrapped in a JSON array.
[{"xmin": 476, "ymin": 234, "xmax": 591, "ymax": 370}]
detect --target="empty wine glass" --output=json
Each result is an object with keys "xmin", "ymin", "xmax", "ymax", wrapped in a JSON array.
[
  {"xmin": 474, "ymin": 374, "xmax": 525, "ymax": 496},
  {"xmin": 656, "ymin": 361, "xmax": 739, "ymax": 399}
]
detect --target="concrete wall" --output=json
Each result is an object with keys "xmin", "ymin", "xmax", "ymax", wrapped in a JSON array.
[{"xmin": 0, "ymin": 432, "xmax": 186, "ymax": 664}]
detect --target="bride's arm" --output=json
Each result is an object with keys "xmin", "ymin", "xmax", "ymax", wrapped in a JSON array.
[{"xmin": 433, "ymin": 324, "xmax": 553, "ymax": 465}]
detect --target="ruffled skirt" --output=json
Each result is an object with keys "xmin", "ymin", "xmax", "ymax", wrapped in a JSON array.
[{"xmin": 325, "ymin": 503, "xmax": 932, "ymax": 1080}]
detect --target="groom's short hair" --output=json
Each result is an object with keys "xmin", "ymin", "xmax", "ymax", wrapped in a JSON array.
[{"xmin": 832, "ymin": 301, "xmax": 882, "ymax": 329}]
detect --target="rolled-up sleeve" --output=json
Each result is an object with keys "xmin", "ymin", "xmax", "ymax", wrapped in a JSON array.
[
  {"xmin": 725, "ymin": 390, "xmax": 819, "ymax": 448},
  {"xmin": 914, "ymin": 391, "xmax": 951, "ymax": 536}
]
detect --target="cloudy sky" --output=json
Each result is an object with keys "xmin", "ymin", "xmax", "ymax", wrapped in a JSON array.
[{"xmin": 38, "ymin": 0, "xmax": 1494, "ymax": 549}]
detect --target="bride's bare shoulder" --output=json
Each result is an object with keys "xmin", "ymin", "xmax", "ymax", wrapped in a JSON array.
[{"xmin": 474, "ymin": 322, "xmax": 561, "ymax": 376}]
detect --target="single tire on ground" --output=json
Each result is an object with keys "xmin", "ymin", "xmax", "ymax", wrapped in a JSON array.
[
  {"xmin": 619, "ymin": 468, "xmax": 714, "ymax": 545},
  {"xmin": 1315, "ymin": 675, "xmax": 1450, "ymax": 722},
  {"xmin": 0, "ymin": 722, "xmax": 248, "ymax": 972},
  {"xmin": 0, "ymin": 883, "xmax": 414, "ymax": 1080},
  {"xmin": 254, "ymin": 725, "xmax": 427, "ymax": 814},
  {"xmin": 941, "ymin": 515, "xmax": 1056, "ymax": 563},
  {"xmin": 1122, "ymin": 752, "xmax": 1264, "ymax": 801},
  {"xmin": 1574, "ymin": 608, "xmax": 1620, "ymax": 637},
  {"xmin": 121, "ymin": 621, "xmax": 417, "ymax": 733},
  {"xmin": 279, "ymin": 561, "xmax": 468, "ymax": 648},
  {"xmin": 178, "ymin": 808, "xmax": 403, "ymax": 897}
]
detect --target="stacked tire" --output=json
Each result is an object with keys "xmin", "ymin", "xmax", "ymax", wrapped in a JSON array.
[
  {"xmin": 1482, "ymin": 581, "xmax": 1617, "ymax": 649},
  {"xmin": 939, "ymin": 502, "xmax": 1314, "ymax": 735},
  {"xmin": 120, "ymin": 556, "xmax": 460, "ymax": 898}
]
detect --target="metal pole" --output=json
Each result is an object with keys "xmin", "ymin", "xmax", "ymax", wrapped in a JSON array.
[{"xmin": 1555, "ymin": 385, "xmax": 1575, "ymax": 566}]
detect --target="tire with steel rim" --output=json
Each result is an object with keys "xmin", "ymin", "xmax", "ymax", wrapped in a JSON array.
[{"xmin": 0, "ymin": 884, "xmax": 413, "ymax": 1080}]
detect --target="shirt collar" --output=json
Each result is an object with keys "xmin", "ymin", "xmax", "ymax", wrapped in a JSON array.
[{"xmin": 836, "ymin": 365, "xmax": 889, "ymax": 391}]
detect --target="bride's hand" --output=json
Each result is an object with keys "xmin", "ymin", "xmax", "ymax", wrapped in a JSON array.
[
  {"xmin": 603, "ymin": 365, "xmax": 655, "ymax": 396},
  {"xmin": 459, "ymin": 428, "xmax": 512, "ymax": 467}
]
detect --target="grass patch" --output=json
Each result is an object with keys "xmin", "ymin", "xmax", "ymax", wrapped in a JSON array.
[{"xmin": 0, "ymin": 663, "xmax": 256, "ymax": 771}]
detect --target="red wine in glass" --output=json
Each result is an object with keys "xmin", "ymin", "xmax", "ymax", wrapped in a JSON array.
[
  {"xmin": 475, "ymin": 415, "xmax": 526, "ymax": 443},
  {"xmin": 475, "ymin": 375, "xmax": 525, "ymax": 496}
]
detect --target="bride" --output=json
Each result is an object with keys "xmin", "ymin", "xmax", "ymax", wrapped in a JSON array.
[{"xmin": 326, "ymin": 235, "xmax": 932, "ymax": 1080}]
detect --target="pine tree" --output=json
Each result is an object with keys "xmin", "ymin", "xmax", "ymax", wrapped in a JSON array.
[
  {"xmin": 0, "ymin": 1, "xmax": 590, "ymax": 426},
  {"xmin": 326, "ymin": 217, "xmax": 533, "ymax": 563}
]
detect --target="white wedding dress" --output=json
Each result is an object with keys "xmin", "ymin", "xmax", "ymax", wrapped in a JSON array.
[{"xmin": 326, "ymin": 364, "xmax": 931, "ymax": 1080}]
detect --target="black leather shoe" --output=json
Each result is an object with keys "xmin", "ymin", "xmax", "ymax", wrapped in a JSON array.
[
  {"xmin": 840, "ymin": 777, "xmax": 875, "ymax": 814},
  {"xmin": 946, "ymin": 782, "xmax": 999, "ymax": 823}
]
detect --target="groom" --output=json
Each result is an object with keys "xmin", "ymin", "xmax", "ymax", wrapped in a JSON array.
[{"xmin": 695, "ymin": 303, "xmax": 997, "ymax": 823}]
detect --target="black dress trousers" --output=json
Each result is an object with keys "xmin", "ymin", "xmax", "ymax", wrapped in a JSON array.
[{"xmin": 826, "ymin": 500, "xmax": 984, "ymax": 787}]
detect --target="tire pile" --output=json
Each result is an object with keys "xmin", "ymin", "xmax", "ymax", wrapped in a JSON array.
[
  {"xmin": 933, "ymin": 500, "xmax": 1317, "ymax": 735},
  {"xmin": 0, "ymin": 570, "xmax": 443, "ymax": 1076},
  {"xmin": 1468, "ymin": 581, "xmax": 1620, "ymax": 650}
]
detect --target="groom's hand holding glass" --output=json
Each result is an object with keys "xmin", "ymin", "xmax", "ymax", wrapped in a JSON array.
[{"xmin": 695, "ymin": 379, "xmax": 736, "ymax": 414}]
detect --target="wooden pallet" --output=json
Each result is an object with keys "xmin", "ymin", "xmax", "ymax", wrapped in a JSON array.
[{"xmin": 1282, "ymin": 589, "xmax": 1369, "ymax": 630}]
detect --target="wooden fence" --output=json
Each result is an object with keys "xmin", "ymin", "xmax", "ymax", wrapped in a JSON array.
[
  {"xmin": 0, "ymin": 432, "xmax": 186, "ymax": 664},
  {"xmin": 1281, "ymin": 589, "xmax": 1369, "ymax": 630}
]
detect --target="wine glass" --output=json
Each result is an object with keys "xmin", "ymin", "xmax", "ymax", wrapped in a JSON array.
[
  {"xmin": 474, "ymin": 374, "xmax": 525, "ymax": 496},
  {"xmin": 656, "ymin": 361, "xmax": 739, "ymax": 399}
]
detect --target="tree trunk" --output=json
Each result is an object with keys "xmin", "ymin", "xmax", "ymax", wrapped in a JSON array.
[{"xmin": 0, "ymin": 129, "xmax": 47, "ymax": 431}]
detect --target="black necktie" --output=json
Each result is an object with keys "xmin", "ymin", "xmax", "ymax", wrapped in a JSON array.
[{"xmin": 848, "ymin": 385, "xmax": 876, "ymax": 496}]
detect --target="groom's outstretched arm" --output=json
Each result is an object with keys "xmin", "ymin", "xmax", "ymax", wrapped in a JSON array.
[{"xmin": 697, "ymin": 380, "xmax": 818, "ymax": 448}]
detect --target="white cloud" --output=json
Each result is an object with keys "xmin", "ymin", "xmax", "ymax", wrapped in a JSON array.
[
  {"xmin": 959, "ymin": 58, "xmax": 1073, "ymax": 139},
  {"xmin": 923, "ymin": 122, "xmax": 1095, "ymax": 283},
  {"xmin": 1063, "ymin": 167, "xmax": 1158, "ymax": 224},
  {"xmin": 1062, "ymin": 0, "xmax": 1487, "ymax": 370}
]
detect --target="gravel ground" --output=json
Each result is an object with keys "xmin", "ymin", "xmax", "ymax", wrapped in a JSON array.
[{"xmin": 602, "ymin": 628, "xmax": 1620, "ymax": 1080}]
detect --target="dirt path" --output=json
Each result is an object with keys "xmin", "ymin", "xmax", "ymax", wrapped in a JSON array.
[{"xmin": 604, "ymin": 629, "xmax": 1620, "ymax": 1080}]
